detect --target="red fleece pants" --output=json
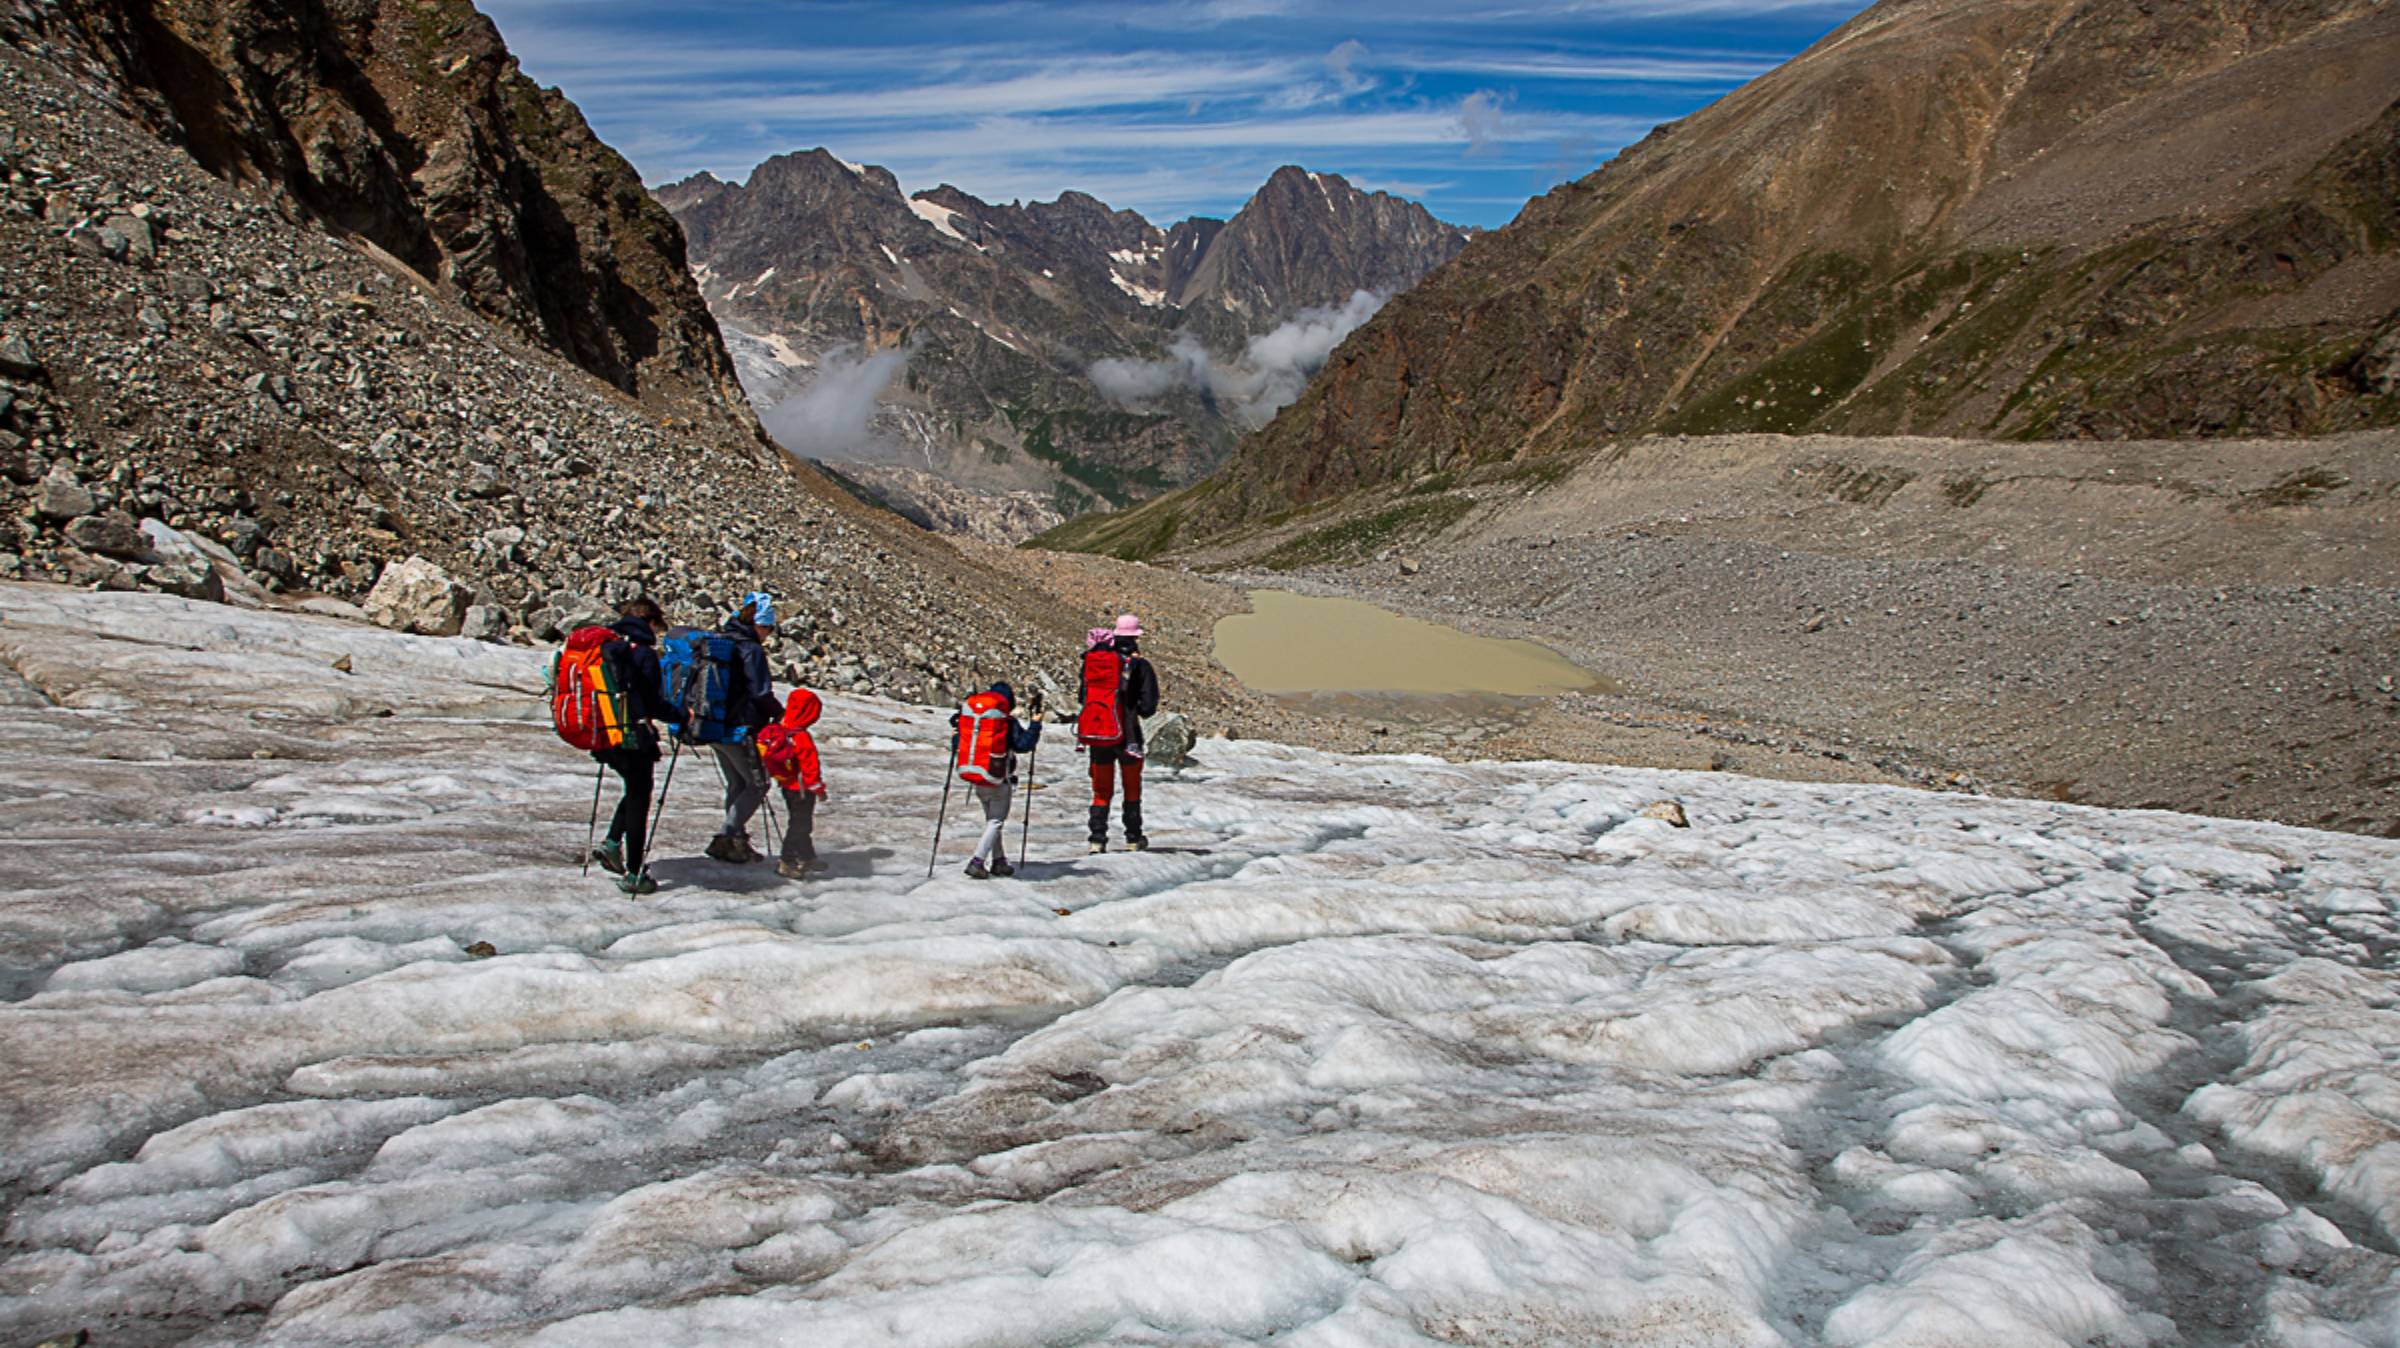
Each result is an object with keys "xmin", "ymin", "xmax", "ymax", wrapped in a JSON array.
[{"xmin": 1089, "ymin": 752, "xmax": 1143, "ymax": 806}]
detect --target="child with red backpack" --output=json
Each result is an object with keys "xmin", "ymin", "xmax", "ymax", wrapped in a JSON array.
[
  {"xmin": 757, "ymin": 687, "xmax": 829, "ymax": 880},
  {"xmin": 1079, "ymin": 614, "xmax": 1160, "ymax": 852},
  {"xmin": 951, "ymin": 681, "xmax": 1043, "ymax": 879}
]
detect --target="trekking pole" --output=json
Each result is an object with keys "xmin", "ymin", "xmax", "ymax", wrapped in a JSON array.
[
  {"xmin": 581, "ymin": 762, "xmax": 606, "ymax": 876},
  {"xmin": 1018, "ymin": 735, "xmax": 1038, "ymax": 868},
  {"xmin": 927, "ymin": 734, "xmax": 956, "ymax": 879},
  {"xmin": 645, "ymin": 735, "xmax": 683, "ymax": 869}
]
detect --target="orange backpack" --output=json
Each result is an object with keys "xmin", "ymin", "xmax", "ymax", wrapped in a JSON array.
[
  {"xmin": 550, "ymin": 626, "xmax": 630, "ymax": 752},
  {"xmin": 954, "ymin": 691, "xmax": 1011, "ymax": 786}
]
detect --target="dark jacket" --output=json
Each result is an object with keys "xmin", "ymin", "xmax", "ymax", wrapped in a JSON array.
[
  {"xmin": 1080, "ymin": 639, "xmax": 1159, "ymax": 753},
  {"xmin": 719, "ymin": 615, "xmax": 779, "ymax": 732},
  {"xmin": 602, "ymin": 616, "xmax": 673, "ymax": 757}
]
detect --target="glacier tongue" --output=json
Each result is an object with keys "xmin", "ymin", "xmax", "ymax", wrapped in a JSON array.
[{"xmin": 0, "ymin": 583, "xmax": 2393, "ymax": 1344}]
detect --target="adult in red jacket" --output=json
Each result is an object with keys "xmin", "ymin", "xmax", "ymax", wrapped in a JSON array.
[
  {"xmin": 1082, "ymin": 614, "xmax": 1160, "ymax": 852},
  {"xmin": 759, "ymin": 687, "xmax": 828, "ymax": 879}
]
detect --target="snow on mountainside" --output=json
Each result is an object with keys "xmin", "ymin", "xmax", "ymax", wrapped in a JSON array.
[
  {"xmin": 1, "ymin": 583, "xmax": 2395, "ymax": 1343},
  {"xmin": 657, "ymin": 157, "xmax": 1470, "ymax": 538}
]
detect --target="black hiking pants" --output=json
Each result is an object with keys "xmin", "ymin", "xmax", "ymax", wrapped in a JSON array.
[{"xmin": 597, "ymin": 746, "xmax": 658, "ymax": 871}]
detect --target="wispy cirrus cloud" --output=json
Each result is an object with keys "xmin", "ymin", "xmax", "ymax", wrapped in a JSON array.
[{"xmin": 479, "ymin": 0, "xmax": 1868, "ymax": 228}]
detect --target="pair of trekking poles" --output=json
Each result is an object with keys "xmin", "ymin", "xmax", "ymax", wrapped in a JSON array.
[{"xmin": 579, "ymin": 728, "xmax": 691, "ymax": 881}]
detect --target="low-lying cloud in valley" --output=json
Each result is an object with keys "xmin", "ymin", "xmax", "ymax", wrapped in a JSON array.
[
  {"xmin": 1088, "ymin": 289, "xmax": 1386, "ymax": 428},
  {"xmin": 760, "ymin": 343, "xmax": 911, "ymax": 460}
]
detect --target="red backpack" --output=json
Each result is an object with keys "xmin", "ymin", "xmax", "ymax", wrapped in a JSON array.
[
  {"xmin": 1077, "ymin": 646, "xmax": 1127, "ymax": 747},
  {"xmin": 550, "ymin": 626, "xmax": 630, "ymax": 752},
  {"xmin": 955, "ymin": 691, "xmax": 1012, "ymax": 786}
]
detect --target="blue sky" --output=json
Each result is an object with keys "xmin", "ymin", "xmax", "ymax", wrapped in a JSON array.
[{"xmin": 480, "ymin": 0, "xmax": 1870, "ymax": 230}]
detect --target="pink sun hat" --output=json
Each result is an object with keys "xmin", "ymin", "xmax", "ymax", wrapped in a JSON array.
[{"xmin": 1111, "ymin": 614, "xmax": 1145, "ymax": 638}]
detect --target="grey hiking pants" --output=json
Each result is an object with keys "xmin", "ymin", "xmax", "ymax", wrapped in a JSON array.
[
  {"xmin": 780, "ymin": 788, "xmax": 818, "ymax": 864},
  {"xmin": 971, "ymin": 781, "xmax": 1012, "ymax": 866},
  {"xmin": 713, "ymin": 740, "xmax": 768, "ymax": 839}
]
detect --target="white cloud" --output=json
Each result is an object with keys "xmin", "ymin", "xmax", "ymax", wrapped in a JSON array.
[
  {"xmin": 761, "ymin": 344, "xmax": 911, "ymax": 459},
  {"xmin": 1458, "ymin": 90, "xmax": 1507, "ymax": 153},
  {"xmin": 1325, "ymin": 38, "xmax": 1372, "ymax": 95},
  {"xmin": 1089, "ymin": 290, "xmax": 1387, "ymax": 427}
]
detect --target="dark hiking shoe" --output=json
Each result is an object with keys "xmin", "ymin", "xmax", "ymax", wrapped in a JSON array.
[
  {"xmin": 1126, "ymin": 836, "xmax": 1150, "ymax": 852},
  {"xmin": 965, "ymin": 858, "xmax": 990, "ymax": 879},
  {"xmin": 616, "ymin": 871, "xmax": 657, "ymax": 896},
  {"xmin": 591, "ymin": 838, "xmax": 627, "ymax": 875},
  {"xmin": 705, "ymin": 834, "xmax": 744, "ymax": 863},
  {"xmin": 990, "ymin": 860, "xmax": 1016, "ymax": 877}
]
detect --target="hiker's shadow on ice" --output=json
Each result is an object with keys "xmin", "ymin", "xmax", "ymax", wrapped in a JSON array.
[
  {"xmin": 641, "ymin": 849, "xmax": 899, "ymax": 892},
  {"xmin": 1013, "ymin": 862, "xmax": 1100, "ymax": 881},
  {"xmin": 813, "ymin": 849, "xmax": 892, "ymax": 879}
]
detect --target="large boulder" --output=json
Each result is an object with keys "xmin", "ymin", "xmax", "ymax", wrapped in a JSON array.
[
  {"xmin": 458, "ymin": 604, "xmax": 511, "ymax": 643},
  {"xmin": 363, "ymin": 555, "xmax": 474, "ymax": 636},
  {"xmin": 531, "ymin": 592, "xmax": 612, "ymax": 641},
  {"xmin": 64, "ymin": 512, "xmax": 150, "ymax": 560},
  {"xmin": 35, "ymin": 472, "xmax": 94, "ymax": 521},
  {"xmin": 1144, "ymin": 712, "xmax": 1196, "ymax": 769}
]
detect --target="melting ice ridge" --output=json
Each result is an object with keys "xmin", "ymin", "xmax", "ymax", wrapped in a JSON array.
[{"xmin": 0, "ymin": 585, "xmax": 2393, "ymax": 1345}]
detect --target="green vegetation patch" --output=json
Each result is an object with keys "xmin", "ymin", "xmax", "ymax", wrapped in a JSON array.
[{"xmin": 1257, "ymin": 495, "xmax": 1475, "ymax": 571}]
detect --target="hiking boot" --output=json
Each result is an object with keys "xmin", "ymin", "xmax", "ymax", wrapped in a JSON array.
[
  {"xmin": 990, "ymin": 859, "xmax": 1016, "ymax": 877},
  {"xmin": 705, "ymin": 834, "xmax": 743, "ymax": 863},
  {"xmin": 1087, "ymin": 841, "xmax": 1106, "ymax": 855},
  {"xmin": 776, "ymin": 859, "xmax": 810, "ymax": 880},
  {"xmin": 965, "ymin": 858, "xmax": 990, "ymax": 879},
  {"xmin": 736, "ymin": 835, "xmax": 762, "ymax": 864},
  {"xmin": 590, "ymin": 837, "xmax": 627, "ymax": 876},
  {"xmin": 615, "ymin": 871, "xmax": 658, "ymax": 897},
  {"xmin": 1125, "ymin": 836, "xmax": 1149, "ymax": 852}
]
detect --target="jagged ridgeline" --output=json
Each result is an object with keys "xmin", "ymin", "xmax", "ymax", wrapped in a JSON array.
[
  {"xmin": 658, "ymin": 156, "xmax": 1470, "ymax": 540},
  {"xmin": 0, "ymin": 0, "xmax": 1081, "ymax": 702},
  {"xmin": 1066, "ymin": 0, "xmax": 2400, "ymax": 557}
]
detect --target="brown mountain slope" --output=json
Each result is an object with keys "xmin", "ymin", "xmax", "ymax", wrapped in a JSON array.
[
  {"xmin": 48, "ymin": 0, "xmax": 750, "ymax": 428},
  {"xmin": 1131, "ymin": 0, "xmax": 2400, "ymax": 545}
]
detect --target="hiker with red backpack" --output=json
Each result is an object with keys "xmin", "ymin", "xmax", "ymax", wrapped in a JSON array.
[
  {"xmin": 551, "ymin": 597, "xmax": 676, "ymax": 896},
  {"xmin": 758, "ymin": 686, "xmax": 829, "ymax": 880},
  {"xmin": 949, "ymin": 681, "xmax": 1043, "ymax": 879},
  {"xmin": 1079, "ymin": 614, "xmax": 1160, "ymax": 853},
  {"xmin": 702, "ymin": 591, "xmax": 783, "ymax": 864}
]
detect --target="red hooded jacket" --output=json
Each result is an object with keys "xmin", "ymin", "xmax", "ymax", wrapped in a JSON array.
[{"xmin": 759, "ymin": 688, "xmax": 825, "ymax": 794}]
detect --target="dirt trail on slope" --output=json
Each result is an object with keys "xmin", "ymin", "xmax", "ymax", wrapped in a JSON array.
[{"xmin": 1006, "ymin": 430, "xmax": 2400, "ymax": 836}]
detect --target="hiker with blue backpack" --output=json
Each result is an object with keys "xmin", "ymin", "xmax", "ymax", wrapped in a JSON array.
[{"xmin": 700, "ymin": 592, "xmax": 782, "ymax": 864}]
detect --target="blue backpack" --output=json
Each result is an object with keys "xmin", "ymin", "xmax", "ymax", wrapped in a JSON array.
[{"xmin": 658, "ymin": 627, "xmax": 749, "ymax": 745}]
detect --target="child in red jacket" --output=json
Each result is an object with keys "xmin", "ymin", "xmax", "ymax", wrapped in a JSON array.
[{"xmin": 757, "ymin": 687, "xmax": 828, "ymax": 879}]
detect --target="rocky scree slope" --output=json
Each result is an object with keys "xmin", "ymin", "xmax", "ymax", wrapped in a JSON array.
[
  {"xmin": 48, "ymin": 0, "xmax": 751, "ymax": 431},
  {"xmin": 1120, "ymin": 0, "xmax": 2400, "ymax": 548},
  {"xmin": 0, "ymin": 2, "xmax": 1082, "ymax": 703},
  {"xmin": 660, "ymin": 157, "xmax": 1467, "ymax": 532}
]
